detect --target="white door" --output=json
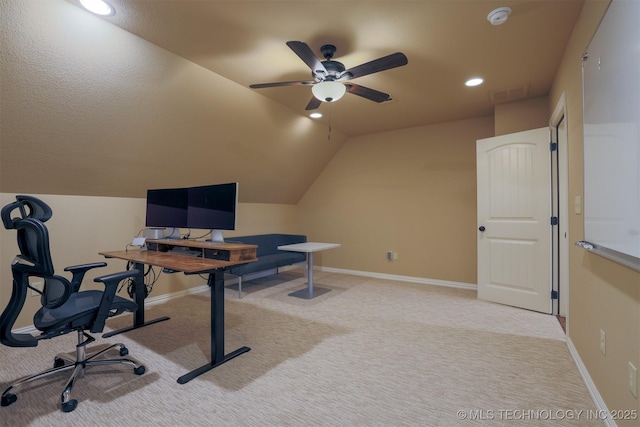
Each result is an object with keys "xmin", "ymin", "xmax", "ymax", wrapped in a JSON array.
[{"xmin": 477, "ymin": 128, "xmax": 552, "ymax": 313}]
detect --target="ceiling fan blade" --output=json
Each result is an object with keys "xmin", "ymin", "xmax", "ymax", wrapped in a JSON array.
[
  {"xmin": 249, "ymin": 80, "xmax": 315, "ymax": 89},
  {"xmin": 305, "ymin": 96, "xmax": 322, "ymax": 111},
  {"xmin": 345, "ymin": 83, "xmax": 392, "ymax": 103},
  {"xmin": 286, "ymin": 41, "xmax": 328, "ymax": 75},
  {"xmin": 342, "ymin": 52, "xmax": 408, "ymax": 80}
]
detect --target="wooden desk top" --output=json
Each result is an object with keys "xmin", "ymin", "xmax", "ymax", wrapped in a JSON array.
[{"xmin": 100, "ymin": 250, "xmax": 256, "ymax": 274}]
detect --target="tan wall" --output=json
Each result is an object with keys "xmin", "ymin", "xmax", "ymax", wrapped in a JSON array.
[
  {"xmin": 549, "ymin": 0, "xmax": 640, "ymax": 420},
  {"xmin": 495, "ymin": 96, "xmax": 550, "ymax": 136},
  {"xmin": 0, "ymin": 193, "xmax": 298, "ymax": 329},
  {"xmin": 0, "ymin": 0, "xmax": 346, "ymax": 203},
  {"xmin": 297, "ymin": 116, "xmax": 494, "ymax": 284}
]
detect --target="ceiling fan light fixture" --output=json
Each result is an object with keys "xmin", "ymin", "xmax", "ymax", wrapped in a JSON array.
[{"xmin": 312, "ymin": 81, "xmax": 346, "ymax": 103}]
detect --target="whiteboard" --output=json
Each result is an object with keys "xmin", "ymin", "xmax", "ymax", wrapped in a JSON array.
[{"xmin": 582, "ymin": 0, "xmax": 640, "ymax": 264}]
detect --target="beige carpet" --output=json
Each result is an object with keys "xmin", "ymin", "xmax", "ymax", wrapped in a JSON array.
[{"xmin": 0, "ymin": 269, "xmax": 600, "ymax": 426}]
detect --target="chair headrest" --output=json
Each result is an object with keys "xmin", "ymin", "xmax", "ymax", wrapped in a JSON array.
[{"xmin": 1, "ymin": 195, "xmax": 53, "ymax": 230}]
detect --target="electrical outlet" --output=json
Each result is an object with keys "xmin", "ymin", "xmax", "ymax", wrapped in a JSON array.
[
  {"xmin": 600, "ymin": 329, "xmax": 606, "ymax": 355},
  {"xmin": 629, "ymin": 362, "xmax": 638, "ymax": 397},
  {"xmin": 31, "ymin": 280, "xmax": 44, "ymax": 297}
]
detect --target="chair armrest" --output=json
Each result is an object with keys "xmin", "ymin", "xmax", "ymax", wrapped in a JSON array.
[
  {"xmin": 64, "ymin": 262, "xmax": 108, "ymax": 292},
  {"xmin": 90, "ymin": 269, "xmax": 140, "ymax": 333},
  {"xmin": 94, "ymin": 269, "xmax": 139, "ymax": 286}
]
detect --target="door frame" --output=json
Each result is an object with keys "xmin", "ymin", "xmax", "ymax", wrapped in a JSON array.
[{"xmin": 549, "ymin": 93, "xmax": 569, "ymax": 321}]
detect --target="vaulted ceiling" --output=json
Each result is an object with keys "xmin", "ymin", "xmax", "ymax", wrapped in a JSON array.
[
  {"xmin": 1, "ymin": 1, "xmax": 586, "ymax": 202},
  {"xmin": 81, "ymin": 0, "xmax": 585, "ymax": 137}
]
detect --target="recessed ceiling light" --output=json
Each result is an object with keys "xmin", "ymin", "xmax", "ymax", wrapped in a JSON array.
[
  {"xmin": 79, "ymin": 0, "xmax": 115, "ymax": 16},
  {"xmin": 309, "ymin": 112, "xmax": 323, "ymax": 119},
  {"xmin": 465, "ymin": 78, "xmax": 484, "ymax": 87}
]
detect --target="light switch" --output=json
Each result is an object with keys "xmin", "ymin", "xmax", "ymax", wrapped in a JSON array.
[{"xmin": 574, "ymin": 195, "xmax": 582, "ymax": 214}]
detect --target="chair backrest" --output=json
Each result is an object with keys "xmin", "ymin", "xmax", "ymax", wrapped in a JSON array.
[
  {"xmin": 1, "ymin": 194, "xmax": 53, "ymax": 226},
  {"xmin": 1, "ymin": 196, "xmax": 68, "ymax": 347},
  {"xmin": 1, "ymin": 195, "xmax": 55, "ymax": 276}
]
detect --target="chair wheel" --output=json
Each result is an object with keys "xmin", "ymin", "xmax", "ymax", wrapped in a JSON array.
[
  {"xmin": 54, "ymin": 357, "xmax": 66, "ymax": 368},
  {"xmin": 61, "ymin": 399, "xmax": 77, "ymax": 412},
  {"xmin": 1, "ymin": 393, "xmax": 17, "ymax": 407},
  {"xmin": 119, "ymin": 346, "xmax": 129, "ymax": 356},
  {"xmin": 134, "ymin": 365, "xmax": 146, "ymax": 375}
]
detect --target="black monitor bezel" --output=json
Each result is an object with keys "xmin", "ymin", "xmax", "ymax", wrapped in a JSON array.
[{"xmin": 145, "ymin": 187, "xmax": 189, "ymax": 228}]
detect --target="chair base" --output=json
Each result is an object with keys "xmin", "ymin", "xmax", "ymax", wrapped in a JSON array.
[{"xmin": 1, "ymin": 330, "xmax": 145, "ymax": 412}]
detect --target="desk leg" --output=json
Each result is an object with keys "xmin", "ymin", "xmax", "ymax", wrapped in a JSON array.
[
  {"xmin": 288, "ymin": 252, "xmax": 331, "ymax": 299},
  {"xmin": 308, "ymin": 252, "xmax": 314, "ymax": 297},
  {"xmin": 103, "ymin": 261, "xmax": 170, "ymax": 338},
  {"xmin": 177, "ymin": 269, "xmax": 250, "ymax": 384}
]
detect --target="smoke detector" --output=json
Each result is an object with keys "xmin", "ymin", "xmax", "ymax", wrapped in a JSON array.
[{"xmin": 487, "ymin": 7, "xmax": 512, "ymax": 26}]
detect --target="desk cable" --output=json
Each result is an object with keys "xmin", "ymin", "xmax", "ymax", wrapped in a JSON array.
[{"xmin": 118, "ymin": 261, "xmax": 160, "ymax": 300}]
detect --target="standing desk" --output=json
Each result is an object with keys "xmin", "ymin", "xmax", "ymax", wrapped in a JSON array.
[{"xmin": 100, "ymin": 241, "xmax": 257, "ymax": 384}]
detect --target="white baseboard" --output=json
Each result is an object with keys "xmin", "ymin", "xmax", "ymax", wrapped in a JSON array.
[
  {"xmin": 566, "ymin": 337, "xmax": 616, "ymax": 427},
  {"xmin": 220, "ymin": 263, "xmax": 476, "ymax": 292},
  {"xmin": 318, "ymin": 266, "xmax": 477, "ymax": 290}
]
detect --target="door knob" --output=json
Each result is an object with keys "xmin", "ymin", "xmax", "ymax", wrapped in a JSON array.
[{"xmin": 478, "ymin": 226, "xmax": 486, "ymax": 232}]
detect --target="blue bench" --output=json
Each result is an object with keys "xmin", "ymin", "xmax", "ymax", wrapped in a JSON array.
[{"xmin": 225, "ymin": 234, "xmax": 307, "ymax": 298}]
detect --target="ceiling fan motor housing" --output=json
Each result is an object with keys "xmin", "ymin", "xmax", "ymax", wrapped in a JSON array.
[
  {"xmin": 315, "ymin": 60, "xmax": 346, "ymax": 80},
  {"xmin": 313, "ymin": 45, "xmax": 346, "ymax": 81}
]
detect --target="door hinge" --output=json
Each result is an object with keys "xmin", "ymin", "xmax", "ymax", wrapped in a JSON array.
[
  {"xmin": 551, "ymin": 290, "xmax": 559, "ymax": 300},
  {"xmin": 551, "ymin": 216, "xmax": 559, "ymax": 226},
  {"xmin": 550, "ymin": 142, "xmax": 558, "ymax": 152}
]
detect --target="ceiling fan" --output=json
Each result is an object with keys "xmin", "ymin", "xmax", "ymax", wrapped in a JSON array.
[{"xmin": 249, "ymin": 41, "xmax": 408, "ymax": 110}]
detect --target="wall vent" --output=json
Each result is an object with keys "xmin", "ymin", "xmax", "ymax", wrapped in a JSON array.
[{"xmin": 489, "ymin": 84, "xmax": 529, "ymax": 104}]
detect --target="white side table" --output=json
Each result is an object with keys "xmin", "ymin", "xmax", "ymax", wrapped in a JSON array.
[{"xmin": 277, "ymin": 242, "xmax": 341, "ymax": 299}]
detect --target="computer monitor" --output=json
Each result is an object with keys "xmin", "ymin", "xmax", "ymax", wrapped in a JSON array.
[
  {"xmin": 145, "ymin": 187, "xmax": 189, "ymax": 236},
  {"xmin": 187, "ymin": 182, "xmax": 238, "ymax": 242}
]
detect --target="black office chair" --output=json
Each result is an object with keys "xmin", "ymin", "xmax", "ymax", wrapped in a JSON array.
[{"xmin": 0, "ymin": 195, "xmax": 145, "ymax": 413}]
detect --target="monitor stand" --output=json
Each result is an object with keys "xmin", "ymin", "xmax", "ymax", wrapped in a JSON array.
[
  {"xmin": 144, "ymin": 227, "xmax": 165, "ymax": 239},
  {"xmin": 165, "ymin": 227, "xmax": 181, "ymax": 239},
  {"xmin": 208, "ymin": 229, "xmax": 225, "ymax": 243}
]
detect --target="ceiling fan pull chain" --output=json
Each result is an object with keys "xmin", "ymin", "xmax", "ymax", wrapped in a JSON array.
[{"xmin": 328, "ymin": 103, "xmax": 333, "ymax": 141}]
